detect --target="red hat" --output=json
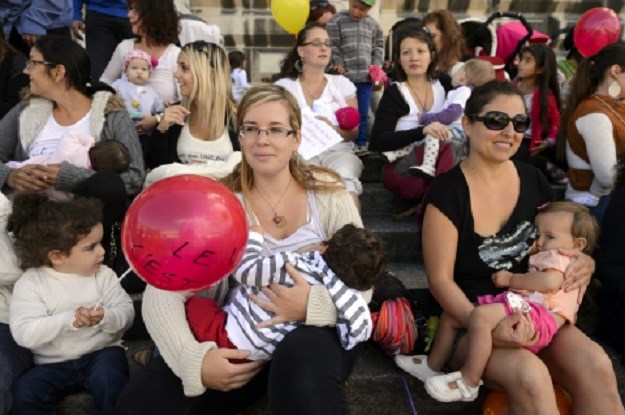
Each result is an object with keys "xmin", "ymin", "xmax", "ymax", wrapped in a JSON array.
[{"xmin": 476, "ymin": 55, "xmax": 508, "ymax": 81}]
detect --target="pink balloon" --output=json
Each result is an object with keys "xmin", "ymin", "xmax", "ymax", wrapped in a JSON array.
[
  {"xmin": 121, "ymin": 175, "xmax": 248, "ymax": 292},
  {"xmin": 574, "ymin": 8, "xmax": 621, "ymax": 58}
]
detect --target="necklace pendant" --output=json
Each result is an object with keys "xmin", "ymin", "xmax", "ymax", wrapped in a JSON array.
[{"xmin": 273, "ymin": 215, "xmax": 287, "ymax": 228}]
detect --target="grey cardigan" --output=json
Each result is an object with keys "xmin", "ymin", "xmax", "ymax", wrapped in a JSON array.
[{"xmin": 0, "ymin": 91, "xmax": 145, "ymax": 195}]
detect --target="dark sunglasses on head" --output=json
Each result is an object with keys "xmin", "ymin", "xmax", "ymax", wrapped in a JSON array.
[
  {"xmin": 310, "ymin": 0, "xmax": 329, "ymax": 10},
  {"xmin": 467, "ymin": 111, "xmax": 530, "ymax": 134}
]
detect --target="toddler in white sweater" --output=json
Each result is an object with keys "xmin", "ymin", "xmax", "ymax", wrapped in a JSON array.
[{"xmin": 8, "ymin": 192, "xmax": 134, "ymax": 415}]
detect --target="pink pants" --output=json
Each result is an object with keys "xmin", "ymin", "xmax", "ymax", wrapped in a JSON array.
[{"xmin": 478, "ymin": 292, "xmax": 558, "ymax": 353}]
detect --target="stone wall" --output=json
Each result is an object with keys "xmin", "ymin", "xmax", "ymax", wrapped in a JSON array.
[{"xmin": 188, "ymin": 0, "xmax": 624, "ymax": 81}]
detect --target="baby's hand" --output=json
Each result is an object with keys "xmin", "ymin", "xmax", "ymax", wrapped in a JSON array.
[
  {"xmin": 73, "ymin": 306, "xmax": 92, "ymax": 328},
  {"xmin": 492, "ymin": 270, "xmax": 513, "ymax": 288},
  {"xmin": 89, "ymin": 305, "xmax": 104, "ymax": 326}
]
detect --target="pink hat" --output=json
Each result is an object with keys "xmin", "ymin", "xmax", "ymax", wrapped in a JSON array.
[
  {"xmin": 335, "ymin": 106, "xmax": 360, "ymax": 131},
  {"xmin": 124, "ymin": 50, "xmax": 159, "ymax": 71}
]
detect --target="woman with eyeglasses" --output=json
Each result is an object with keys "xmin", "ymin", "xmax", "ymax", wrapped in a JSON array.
[
  {"xmin": 0, "ymin": 30, "xmax": 28, "ymax": 120},
  {"xmin": 0, "ymin": 34, "xmax": 144, "ymax": 415},
  {"xmin": 369, "ymin": 26, "xmax": 455, "ymax": 201},
  {"xmin": 142, "ymin": 40, "xmax": 238, "ymax": 173},
  {"xmin": 100, "ymin": 0, "xmax": 180, "ymax": 134},
  {"xmin": 114, "ymin": 84, "xmax": 364, "ymax": 415},
  {"xmin": 558, "ymin": 42, "xmax": 625, "ymax": 222},
  {"xmin": 274, "ymin": 23, "xmax": 364, "ymax": 211},
  {"xmin": 414, "ymin": 80, "xmax": 623, "ymax": 413}
]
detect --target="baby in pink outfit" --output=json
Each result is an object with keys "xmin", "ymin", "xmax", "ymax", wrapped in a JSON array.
[{"xmin": 395, "ymin": 201, "xmax": 600, "ymax": 403}]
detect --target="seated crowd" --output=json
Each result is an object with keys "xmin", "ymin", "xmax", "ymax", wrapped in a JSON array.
[{"xmin": 0, "ymin": 1, "xmax": 624, "ymax": 414}]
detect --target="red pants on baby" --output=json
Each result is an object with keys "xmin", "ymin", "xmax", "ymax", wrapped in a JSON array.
[{"xmin": 185, "ymin": 296, "xmax": 238, "ymax": 350}]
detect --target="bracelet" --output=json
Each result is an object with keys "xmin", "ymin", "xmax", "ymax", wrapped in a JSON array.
[{"xmin": 155, "ymin": 113, "xmax": 162, "ymax": 124}]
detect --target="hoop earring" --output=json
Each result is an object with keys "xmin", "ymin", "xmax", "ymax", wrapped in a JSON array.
[
  {"xmin": 608, "ymin": 81, "xmax": 622, "ymax": 99},
  {"xmin": 294, "ymin": 59, "xmax": 304, "ymax": 73}
]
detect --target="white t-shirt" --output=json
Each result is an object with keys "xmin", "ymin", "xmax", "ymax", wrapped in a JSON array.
[
  {"xmin": 275, "ymin": 75, "xmax": 356, "ymax": 126},
  {"xmin": 176, "ymin": 124, "xmax": 233, "ymax": 164},
  {"xmin": 28, "ymin": 112, "xmax": 91, "ymax": 158},
  {"xmin": 395, "ymin": 81, "xmax": 446, "ymax": 132},
  {"xmin": 231, "ymin": 68, "xmax": 251, "ymax": 102},
  {"xmin": 100, "ymin": 39, "xmax": 181, "ymax": 102}
]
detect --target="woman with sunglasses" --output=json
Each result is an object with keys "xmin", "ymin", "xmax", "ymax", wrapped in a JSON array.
[
  {"xmin": 274, "ymin": 23, "xmax": 363, "ymax": 210},
  {"xmin": 413, "ymin": 80, "xmax": 623, "ymax": 413},
  {"xmin": 115, "ymin": 84, "xmax": 364, "ymax": 415},
  {"xmin": 558, "ymin": 42, "xmax": 625, "ymax": 222},
  {"xmin": 143, "ymin": 41, "xmax": 238, "ymax": 173},
  {"xmin": 100, "ymin": 0, "xmax": 180, "ymax": 134},
  {"xmin": 0, "ymin": 35, "xmax": 144, "ymax": 414},
  {"xmin": 369, "ymin": 26, "xmax": 455, "ymax": 201}
]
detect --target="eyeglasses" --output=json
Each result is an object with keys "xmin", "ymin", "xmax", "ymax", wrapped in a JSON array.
[
  {"xmin": 302, "ymin": 40, "xmax": 333, "ymax": 49},
  {"xmin": 467, "ymin": 111, "xmax": 530, "ymax": 134},
  {"xmin": 310, "ymin": 0, "xmax": 329, "ymax": 10},
  {"xmin": 239, "ymin": 125, "xmax": 296, "ymax": 141},
  {"xmin": 25, "ymin": 59, "xmax": 55, "ymax": 70}
]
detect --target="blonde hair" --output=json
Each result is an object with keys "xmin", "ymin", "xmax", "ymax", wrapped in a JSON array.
[
  {"xmin": 221, "ymin": 83, "xmax": 343, "ymax": 197},
  {"xmin": 181, "ymin": 41, "xmax": 236, "ymax": 139},
  {"xmin": 464, "ymin": 59, "xmax": 496, "ymax": 87},
  {"xmin": 537, "ymin": 201, "xmax": 600, "ymax": 254}
]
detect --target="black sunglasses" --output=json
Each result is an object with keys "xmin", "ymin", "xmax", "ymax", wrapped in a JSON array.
[
  {"xmin": 310, "ymin": 0, "xmax": 329, "ymax": 10},
  {"xmin": 467, "ymin": 111, "xmax": 530, "ymax": 134}
]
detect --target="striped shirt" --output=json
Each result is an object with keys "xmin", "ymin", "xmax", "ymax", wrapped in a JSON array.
[{"xmin": 224, "ymin": 231, "xmax": 372, "ymax": 360}]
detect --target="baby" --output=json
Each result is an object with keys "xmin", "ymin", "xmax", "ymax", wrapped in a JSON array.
[
  {"xmin": 406, "ymin": 59, "xmax": 496, "ymax": 179},
  {"xmin": 395, "ymin": 201, "xmax": 600, "ymax": 402},
  {"xmin": 112, "ymin": 50, "xmax": 164, "ymax": 122},
  {"xmin": 185, "ymin": 224, "xmax": 386, "ymax": 360}
]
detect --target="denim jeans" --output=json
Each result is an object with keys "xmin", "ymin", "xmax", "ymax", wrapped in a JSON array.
[
  {"xmin": 590, "ymin": 194, "xmax": 612, "ymax": 224},
  {"xmin": 11, "ymin": 346, "xmax": 128, "ymax": 415},
  {"xmin": 354, "ymin": 82, "xmax": 373, "ymax": 147},
  {"xmin": 0, "ymin": 323, "xmax": 33, "ymax": 415}
]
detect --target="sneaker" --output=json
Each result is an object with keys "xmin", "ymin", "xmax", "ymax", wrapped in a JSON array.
[
  {"xmin": 570, "ymin": 193, "xmax": 600, "ymax": 207},
  {"xmin": 354, "ymin": 144, "xmax": 368, "ymax": 153},
  {"xmin": 408, "ymin": 165, "xmax": 435, "ymax": 179},
  {"xmin": 425, "ymin": 371, "xmax": 481, "ymax": 402},
  {"xmin": 395, "ymin": 354, "xmax": 441, "ymax": 381}
]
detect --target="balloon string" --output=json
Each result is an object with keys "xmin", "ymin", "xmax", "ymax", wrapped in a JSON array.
[
  {"xmin": 401, "ymin": 374, "xmax": 419, "ymax": 415},
  {"xmin": 96, "ymin": 267, "xmax": 134, "ymax": 309},
  {"xmin": 119, "ymin": 267, "xmax": 133, "ymax": 282}
]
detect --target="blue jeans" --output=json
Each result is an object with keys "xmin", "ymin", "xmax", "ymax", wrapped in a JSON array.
[
  {"xmin": 590, "ymin": 194, "xmax": 612, "ymax": 224},
  {"xmin": 85, "ymin": 10, "xmax": 134, "ymax": 80},
  {"xmin": 354, "ymin": 82, "xmax": 373, "ymax": 147},
  {"xmin": 11, "ymin": 346, "xmax": 128, "ymax": 415},
  {"xmin": 0, "ymin": 323, "xmax": 32, "ymax": 415}
]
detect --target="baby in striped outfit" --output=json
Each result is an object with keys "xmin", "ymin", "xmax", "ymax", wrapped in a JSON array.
[{"xmin": 185, "ymin": 223, "xmax": 386, "ymax": 360}]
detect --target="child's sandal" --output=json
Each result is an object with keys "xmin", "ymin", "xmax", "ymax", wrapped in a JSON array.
[
  {"xmin": 425, "ymin": 371, "xmax": 481, "ymax": 402},
  {"xmin": 394, "ymin": 354, "xmax": 441, "ymax": 381}
]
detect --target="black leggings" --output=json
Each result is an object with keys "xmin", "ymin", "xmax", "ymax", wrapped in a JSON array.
[{"xmin": 114, "ymin": 326, "xmax": 358, "ymax": 415}]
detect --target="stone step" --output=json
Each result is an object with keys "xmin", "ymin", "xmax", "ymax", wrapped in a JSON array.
[
  {"xmin": 363, "ymin": 216, "xmax": 422, "ymax": 263},
  {"xmin": 386, "ymin": 262, "xmax": 428, "ymax": 291},
  {"xmin": 361, "ymin": 182, "xmax": 417, "ymax": 218}
]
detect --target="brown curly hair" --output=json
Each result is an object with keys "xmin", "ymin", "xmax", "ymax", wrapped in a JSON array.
[
  {"xmin": 126, "ymin": 0, "xmax": 179, "ymax": 46},
  {"xmin": 7, "ymin": 192, "xmax": 103, "ymax": 270},
  {"xmin": 322, "ymin": 224, "xmax": 386, "ymax": 291}
]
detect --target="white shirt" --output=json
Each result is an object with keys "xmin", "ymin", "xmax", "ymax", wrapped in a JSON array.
[
  {"xmin": 395, "ymin": 81, "xmax": 447, "ymax": 132},
  {"xmin": 176, "ymin": 124, "xmax": 233, "ymax": 164},
  {"xmin": 231, "ymin": 68, "xmax": 251, "ymax": 102},
  {"xmin": 28, "ymin": 112, "xmax": 91, "ymax": 158},
  {"xmin": 9, "ymin": 265, "xmax": 134, "ymax": 364},
  {"xmin": 100, "ymin": 39, "xmax": 181, "ymax": 102}
]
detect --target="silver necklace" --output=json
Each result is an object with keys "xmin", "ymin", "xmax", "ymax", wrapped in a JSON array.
[
  {"xmin": 406, "ymin": 81, "xmax": 430, "ymax": 112},
  {"xmin": 255, "ymin": 177, "xmax": 292, "ymax": 228}
]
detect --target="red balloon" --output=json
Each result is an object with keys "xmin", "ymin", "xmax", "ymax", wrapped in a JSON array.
[
  {"xmin": 121, "ymin": 175, "xmax": 248, "ymax": 292},
  {"xmin": 573, "ymin": 7, "xmax": 621, "ymax": 58},
  {"xmin": 483, "ymin": 384, "xmax": 571, "ymax": 415}
]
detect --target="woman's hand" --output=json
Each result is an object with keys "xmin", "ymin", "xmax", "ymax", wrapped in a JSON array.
[
  {"xmin": 423, "ymin": 122, "xmax": 450, "ymax": 141},
  {"xmin": 39, "ymin": 164, "xmax": 60, "ymax": 186},
  {"xmin": 530, "ymin": 140, "xmax": 549, "ymax": 156},
  {"xmin": 492, "ymin": 310, "xmax": 537, "ymax": 348},
  {"xmin": 156, "ymin": 105, "xmax": 190, "ymax": 133},
  {"xmin": 136, "ymin": 115, "xmax": 159, "ymax": 134},
  {"xmin": 200, "ymin": 348, "xmax": 265, "ymax": 392},
  {"xmin": 251, "ymin": 263, "xmax": 311, "ymax": 328},
  {"xmin": 560, "ymin": 249, "xmax": 595, "ymax": 303},
  {"xmin": 6, "ymin": 165, "xmax": 51, "ymax": 191}
]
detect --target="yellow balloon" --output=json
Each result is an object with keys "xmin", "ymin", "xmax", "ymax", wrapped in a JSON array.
[{"xmin": 271, "ymin": 0, "xmax": 310, "ymax": 35}]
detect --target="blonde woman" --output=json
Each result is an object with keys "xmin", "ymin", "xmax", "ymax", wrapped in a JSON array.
[
  {"xmin": 148, "ymin": 41, "xmax": 237, "ymax": 170},
  {"xmin": 115, "ymin": 84, "xmax": 365, "ymax": 415}
]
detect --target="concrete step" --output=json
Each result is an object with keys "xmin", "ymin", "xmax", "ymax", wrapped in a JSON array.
[
  {"xmin": 361, "ymin": 182, "xmax": 417, "ymax": 218},
  {"xmin": 364, "ymin": 216, "xmax": 422, "ymax": 263}
]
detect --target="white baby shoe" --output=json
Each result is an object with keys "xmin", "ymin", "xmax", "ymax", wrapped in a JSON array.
[
  {"xmin": 394, "ymin": 354, "xmax": 441, "ymax": 381},
  {"xmin": 425, "ymin": 371, "xmax": 481, "ymax": 402}
]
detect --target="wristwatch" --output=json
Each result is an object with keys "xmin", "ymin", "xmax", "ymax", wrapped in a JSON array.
[{"xmin": 155, "ymin": 113, "xmax": 163, "ymax": 124}]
